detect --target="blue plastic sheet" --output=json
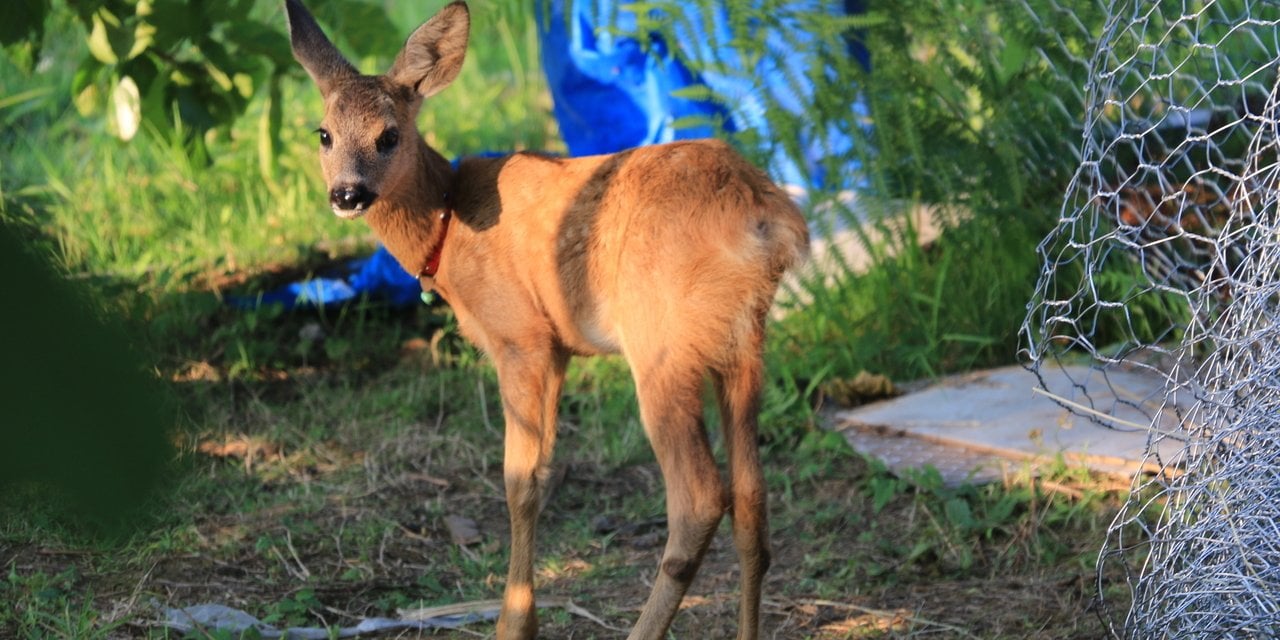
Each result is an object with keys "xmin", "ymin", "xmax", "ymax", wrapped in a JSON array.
[
  {"xmin": 226, "ymin": 247, "xmax": 421, "ymax": 310},
  {"xmin": 538, "ymin": 0, "xmax": 867, "ymax": 190},
  {"xmin": 536, "ymin": 1, "xmax": 729, "ymax": 157},
  {"xmin": 240, "ymin": 0, "xmax": 866, "ymax": 310}
]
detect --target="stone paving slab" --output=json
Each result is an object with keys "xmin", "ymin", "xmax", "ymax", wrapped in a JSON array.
[{"xmin": 833, "ymin": 364, "xmax": 1188, "ymax": 484}]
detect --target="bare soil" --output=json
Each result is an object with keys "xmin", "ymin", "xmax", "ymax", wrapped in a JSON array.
[
  {"xmin": 2, "ymin": 432, "xmax": 1116, "ymax": 638},
  {"xmin": 0, "ymin": 294, "xmax": 1123, "ymax": 639}
]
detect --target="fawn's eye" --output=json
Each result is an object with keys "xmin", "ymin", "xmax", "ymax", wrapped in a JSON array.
[
  {"xmin": 316, "ymin": 128, "xmax": 332, "ymax": 148},
  {"xmin": 376, "ymin": 128, "xmax": 400, "ymax": 153}
]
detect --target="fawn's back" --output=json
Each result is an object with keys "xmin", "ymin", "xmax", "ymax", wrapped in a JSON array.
[{"xmin": 439, "ymin": 140, "xmax": 808, "ymax": 361}]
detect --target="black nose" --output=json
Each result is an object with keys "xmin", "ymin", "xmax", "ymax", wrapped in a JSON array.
[{"xmin": 329, "ymin": 184, "xmax": 376, "ymax": 210}]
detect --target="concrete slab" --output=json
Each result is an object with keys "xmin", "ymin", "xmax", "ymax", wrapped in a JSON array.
[
  {"xmin": 833, "ymin": 364, "xmax": 1188, "ymax": 484},
  {"xmin": 839, "ymin": 424, "xmax": 1016, "ymax": 485}
]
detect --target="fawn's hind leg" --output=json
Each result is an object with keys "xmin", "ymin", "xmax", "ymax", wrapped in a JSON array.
[
  {"xmin": 627, "ymin": 362, "xmax": 726, "ymax": 640},
  {"xmin": 713, "ymin": 329, "xmax": 772, "ymax": 640}
]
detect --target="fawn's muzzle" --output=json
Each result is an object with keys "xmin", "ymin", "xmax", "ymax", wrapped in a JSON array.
[{"xmin": 329, "ymin": 184, "xmax": 377, "ymax": 216}]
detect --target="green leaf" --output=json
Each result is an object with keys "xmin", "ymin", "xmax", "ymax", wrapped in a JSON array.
[
  {"xmin": 112, "ymin": 76, "xmax": 142, "ymax": 141},
  {"xmin": 869, "ymin": 476, "xmax": 900, "ymax": 513},
  {"xmin": 168, "ymin": 66, "xmax": 194, "ymax": 87},
  {"xmin": 0, "ymin": 86, "xmax": 54, "ymax": 116},
  {"xmin": 233, "ymin": 73, "xmax": 254, "ymax": 99},
  {"xmin": 74, "ymin": 83, "xmax": 102, "ymax": 117},
  {"xmin": 944, "ymin": 497, "xmax": 974, "ymax": 529},
  {"xmin": 258, "ymin": 77, "xmax": 283, "ymax": 182},
  {"xmin": 144, "ymin": 0, "xmax": 195, "ymax": 48},
  {"xmin": 996, "ymin": 37, "xmax": 1030, "ymax": 87},
  {"xmin": 669, "ymin": 84, "xmax": 717, "ymax": 102},
  {"xmin": 138, "ymin": 67, "xmax": 171, "ymax": 133},
  {"xmin": 312, "ymin": 0, "xmax": 401, "ymax": 61},
  {"xmin": 204, "ymin": 60, "xmax": 234, "ymax": 93},
  {"xmin": 128, "ymin": 20, "xmax": 156, "ymax": 60},
  {"xmin": 88, "ymin": 12, "xmax": 119, "ymax": 64},
  {"xmin": 669, "ymin": 114, "xmax": 719, "ymax": 132},
  {"xmin": 230, "ymin": 21, "xmax": 293, "ymax": 66},
  {"xmin": 906, "ymin": 540, "xmax": 933, "ymax": 563},
  {"xmin": 985, "ymin": 495, "xmax": 1017, "ymax": 527}
]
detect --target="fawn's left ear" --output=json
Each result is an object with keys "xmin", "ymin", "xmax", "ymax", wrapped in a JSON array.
[
  {"xmin": 387, "ymin": 1, "xmax": 470, "ymax": 99},
  {"xmin": 285, "ymin": 0, "xmax": 359, "ymax": 95}
]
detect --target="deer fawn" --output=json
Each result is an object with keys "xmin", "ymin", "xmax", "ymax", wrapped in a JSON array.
[{"xmin": 285, "ymin": 1, "xmax": 808, "ymax": 637}]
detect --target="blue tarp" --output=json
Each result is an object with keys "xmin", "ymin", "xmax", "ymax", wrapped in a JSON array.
[
  {"xmin": 240, "ymin": 0, "xmax": 866, "ymax": 309},
  {"xmin": 228, "ymin": 247, "xmax": 421, "ymax": 310},
  {"xmin": 538, "ymin": 0, "xmax": 868, "ymax": 189},
  {"xmin": 536, "ymin": 0, "xmax": 727, "ymax": 156}
]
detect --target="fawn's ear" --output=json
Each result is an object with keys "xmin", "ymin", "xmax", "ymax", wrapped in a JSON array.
[
  {"xmin": 387, "ymin": 1, "xmax": 470, "ymax": 99},
  {"xmin": 285, "ymin": 0, "xmax": 358, "ymax": 95}
]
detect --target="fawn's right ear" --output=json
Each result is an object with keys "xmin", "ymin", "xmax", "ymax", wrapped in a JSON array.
[{"xmin": 285, "ymin": 0, "xmax": 358, "ymax": 95}]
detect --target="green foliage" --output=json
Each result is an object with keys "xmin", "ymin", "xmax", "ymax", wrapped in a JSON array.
[
  {"xmin": 782, "ymin": 204, "xmax": 1051, "ymax": 381},
  {"xmin": 853, "ymin": 454, "xmax": 1113, "ymax": 575},
  {"xmin": 0, "ymin": 0, "xmax": 554, "ymax": 290},
  {"xmin": 625, "ymin": 0, "xmax": 1098, "ymax": 198},
  {"xmin": 620, "ymin": 0, "xmax": 1108, "ymax": 383},
  {"xmin": 894, "ymin": 466, "xmax": 1024, "ymax": 571},
  {"xmin": 0, "ymin": 566, "xmax": 128, "ymax": 639},
  {"xmin": 261, "ymin": 588, "xmax": 325, "ymax": 628},
  {"xmin": 64, "ymin": 0, "xmax": 295, "ymax": 157},
  {"xmin": 3, "ymin": 0, "xmax": 409, "ymax": 179},
  {"xmin": 859, "ymin": 0, "xmax": 1097, "ymax": 204}
]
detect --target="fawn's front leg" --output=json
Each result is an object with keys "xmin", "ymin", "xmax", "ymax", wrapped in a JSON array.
[{"xmin": 492, "ymin": 342, "xmax": 569, "ymax": 640}]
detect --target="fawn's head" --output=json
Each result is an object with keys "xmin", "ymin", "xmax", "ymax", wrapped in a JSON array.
[{"xmin": 285, "ymin": 0, "xmax": 469, "ymax": 219}]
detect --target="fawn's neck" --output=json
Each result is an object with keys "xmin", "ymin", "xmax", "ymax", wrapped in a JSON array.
[{"xmin": 364, "ymin": 141, "xmax": 454, "ymax": 277}]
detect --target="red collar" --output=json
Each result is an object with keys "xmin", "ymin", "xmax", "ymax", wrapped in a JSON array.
[{"xmin": 419, "ymin": 209, "xmax": 451, "ymax": 279}]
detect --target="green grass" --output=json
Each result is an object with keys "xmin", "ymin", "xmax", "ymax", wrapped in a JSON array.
[
  {"xmin": 0, "ymin": 1, "xmax": 1135, "ymax": 638},
  {"xmin": 1, "ymin": 0, "xmax": 557, "ymax": 297},
  {"xmin": 775, "ymin": 201, "xmax": 1050, "ymax": 384}
]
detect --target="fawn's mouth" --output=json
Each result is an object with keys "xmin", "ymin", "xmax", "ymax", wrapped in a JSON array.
[
  {"xmin": 328, "ymin": 185, "xmax": 378, "ymax": 219},
  {"xmin": 331, "ymin": 204, "xmax": 368, "ymax": 220}
]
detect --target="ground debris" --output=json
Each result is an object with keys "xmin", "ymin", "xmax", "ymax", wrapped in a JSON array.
[
  {"xmin": 156, "ymin": 601, "xmax": 495, "ymax": 638},
  {"xmin": 400, "ymin": 596, "xmax": 626, "ymax": 632},
  {"xmin": 820, "ymin": 370, "xmax": 899, "ymax": 407},
  {"xmin": 443, "ymin": 514, "xmax": 482, "ymax": 546}
]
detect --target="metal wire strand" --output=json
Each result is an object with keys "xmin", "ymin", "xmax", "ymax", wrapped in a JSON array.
[{"xmin": 1020, "ymin": 1, "xmax": 1280, "ymax": 637}]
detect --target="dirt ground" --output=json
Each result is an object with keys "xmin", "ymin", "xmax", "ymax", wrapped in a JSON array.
[
  {"xmin": 0, "ymin": 296, "xmax": 1126, "ymax": 639},
  {"xmin": 2, "ymin": 440, "xmax": 1117, "ymax": 638}
]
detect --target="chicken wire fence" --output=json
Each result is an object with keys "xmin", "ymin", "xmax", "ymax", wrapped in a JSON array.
[{"xmin": 1019, "ymin": 0, "xmax": 1280, "ymax": 637}]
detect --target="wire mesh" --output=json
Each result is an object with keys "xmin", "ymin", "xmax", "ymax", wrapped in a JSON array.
[{"xmin": 1020, "ymin": 1, "xmax": 1280, "ymax": 637}]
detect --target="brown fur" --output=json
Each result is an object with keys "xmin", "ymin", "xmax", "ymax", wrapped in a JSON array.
[{"xmin": 285, "ymin": 2, "xmax": 809, "ymax": 638}]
